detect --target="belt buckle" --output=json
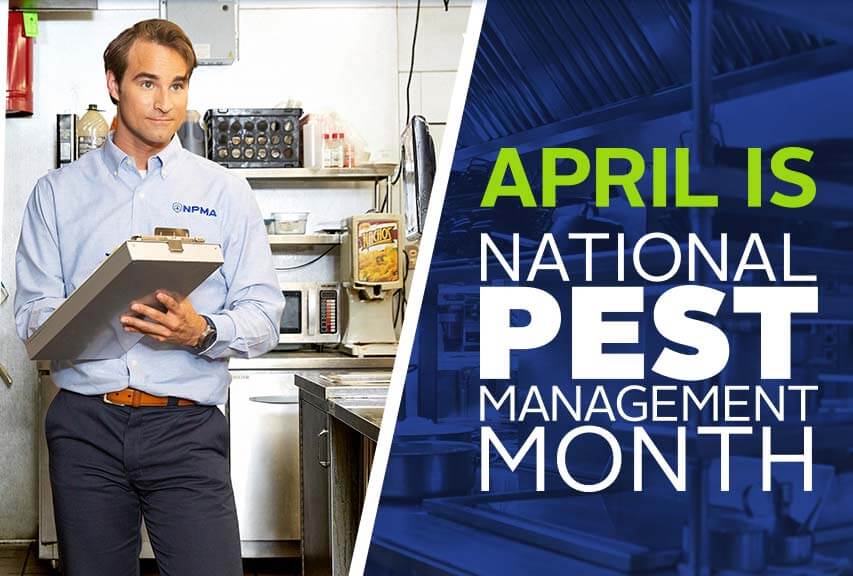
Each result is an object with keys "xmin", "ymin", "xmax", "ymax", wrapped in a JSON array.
[{"xmin": 103, "ymin": 393, "xmax": 122, "ymax": 406}]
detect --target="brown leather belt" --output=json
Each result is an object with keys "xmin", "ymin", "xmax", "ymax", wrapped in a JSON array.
[{"xmin": 103, "ymin": 388, "xmax": 195, "ymax": 408}]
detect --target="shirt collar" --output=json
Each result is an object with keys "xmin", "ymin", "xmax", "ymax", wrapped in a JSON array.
[{"xmin": 103, "ymin": 132, "xmax": 184, "ymax": 179}]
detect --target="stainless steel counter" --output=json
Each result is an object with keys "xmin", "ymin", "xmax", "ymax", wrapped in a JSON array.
[
  {"xmin": 293, "ymin": 370, "xmax": 390, "ymax": 402},
  {"xmin": 368, "ymin": 505, "xmax": 644, "ymax": 576},
  {"xmin": 229, "ymin": 351, "xmax": 394, "ymax": 371},
  {"xmin": 328, "ymin": 397, "xmax": 385, "ymax": 442},
  {"xmin": 296, "ymin": 370, "xmax": 390, "ymax": 576}
]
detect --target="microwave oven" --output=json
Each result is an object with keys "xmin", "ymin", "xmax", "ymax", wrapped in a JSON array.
[{"xmin": 278, "ymin": 282, "xmax": 340, "ymax": 347}]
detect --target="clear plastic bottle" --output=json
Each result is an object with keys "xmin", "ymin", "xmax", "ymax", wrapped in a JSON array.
[
  {"xmin": 322, "ymin": 133, "xmax": 332, "ymax": 168},
  {"xmin": 330, "ymin": 132, "xmax": 344, "ymax": 168},
  {"xmin": 77, "ymin": 104, "xmax": 109, "ymax": 157},
  {"xmin": 342, "ymin": 133, "xmax": 354, "ymax": 168}
]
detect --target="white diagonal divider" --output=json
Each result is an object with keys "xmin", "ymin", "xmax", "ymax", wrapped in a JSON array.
[{"xmin": 348, "ymin": 1, "xmax": 487, "ymax": 574}]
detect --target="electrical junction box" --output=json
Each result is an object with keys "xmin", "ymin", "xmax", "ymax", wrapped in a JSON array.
[{"xmin": 160, "ymin": 0, "xmax": 238, "ymax": 65}]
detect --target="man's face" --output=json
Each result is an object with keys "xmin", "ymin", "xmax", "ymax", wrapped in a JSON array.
[{"xmin": 107, "ymin": 40, "xmax": 189, "ymax": 149}]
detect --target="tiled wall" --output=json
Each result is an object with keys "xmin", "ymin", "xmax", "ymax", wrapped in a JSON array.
[{"xmin": 397, "ymin": 1, "xmax": 470, "ymax": 158}]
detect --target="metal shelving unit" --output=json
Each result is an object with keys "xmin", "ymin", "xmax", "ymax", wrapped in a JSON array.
[
  {"xmin": 235, "ymin": 165, "xmax": 395, "ymax": 212},
  {"xmin": 228, "ymin": 157, "xmax": 389, "ymax": 262},
  {"xmin": 267, "ymin": 234, "xmax": 341, "ymax": 247},
  {"xmin": 233, "ymin": 165, "xmax": 396, "ymax": 182},
  {"xmin": 232, "ymin": 164, "xmax": 397, "ymax": 241}
]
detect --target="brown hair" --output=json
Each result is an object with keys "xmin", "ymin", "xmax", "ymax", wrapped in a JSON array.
[{"xmin": 103, "ymin": 19, "xmax": 197, "ymax": 105}]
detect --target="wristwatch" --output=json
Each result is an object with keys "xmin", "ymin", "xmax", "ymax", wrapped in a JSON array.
[{"xmin": 195, "ymin": 315, "xmax": 217, "ymax": 352}]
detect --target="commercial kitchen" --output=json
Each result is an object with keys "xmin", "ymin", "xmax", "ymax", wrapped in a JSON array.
[
  {"xmin": 0, "ymin": 1, "xmax": 470, "ymax": 574},
  {"xmin": 364, "ymin": 2, "xmax": 853, "ymax": 576}
]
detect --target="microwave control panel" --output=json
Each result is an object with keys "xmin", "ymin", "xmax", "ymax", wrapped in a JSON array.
[{"xmin": 320, "ymin": 290, "xmax": 338, "ymax": 334}]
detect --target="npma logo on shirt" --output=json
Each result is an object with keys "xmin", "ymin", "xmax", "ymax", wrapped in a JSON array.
[{"xmin": 172, "ymin": 202, "xmax": 218, "ymax": 217}]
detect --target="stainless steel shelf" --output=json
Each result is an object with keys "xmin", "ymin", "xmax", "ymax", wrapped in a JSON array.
[
  {"xmin": 11, "ymin": 0, "xmax": 97, "ymax": 10},
  {"xmin": 268, "ymin": 233, "xmax": 341, "ymax": 246},
  {"xmin": 232, "ymin": 164, "xmax": 396, "ymax": 182}
]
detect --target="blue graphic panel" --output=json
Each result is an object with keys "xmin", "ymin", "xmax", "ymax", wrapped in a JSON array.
[{"xmin": 367, "ymin": 1, "xmax": 853, "ymax": 574}]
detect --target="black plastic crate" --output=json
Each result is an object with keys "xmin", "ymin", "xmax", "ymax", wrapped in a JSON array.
[{"xmin": 204, "ymin": 108, "xmax": 302, "ymax": 168}]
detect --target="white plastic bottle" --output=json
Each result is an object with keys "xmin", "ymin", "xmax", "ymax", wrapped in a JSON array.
[{"xmin": 303, "ymin": 118, "xmax": 323, "ymax": 169}]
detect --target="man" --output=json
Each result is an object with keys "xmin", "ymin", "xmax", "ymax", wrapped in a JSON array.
[{"xmin": 14, "ymin": 19, "xmax": 284, "ymax": 576}]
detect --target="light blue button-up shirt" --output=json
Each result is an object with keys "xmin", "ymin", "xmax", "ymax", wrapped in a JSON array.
[{"xmin": 15, "ymin": 133, "xmax": 284, "ymax": 405}]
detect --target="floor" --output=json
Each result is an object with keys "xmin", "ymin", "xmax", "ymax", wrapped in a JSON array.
[{"xmin": 0, "ymin": 543, "xmax": 301, "ymax": 576}]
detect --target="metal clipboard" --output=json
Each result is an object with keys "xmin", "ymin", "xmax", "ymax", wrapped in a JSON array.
[{"xmin": 26, "ymin": 234, "xmax": 223, "ymax": 360}]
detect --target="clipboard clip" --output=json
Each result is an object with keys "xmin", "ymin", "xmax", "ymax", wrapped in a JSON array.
[{"xmin": 131, "ymin": 228, "xmax": 206, "ymax": 253}]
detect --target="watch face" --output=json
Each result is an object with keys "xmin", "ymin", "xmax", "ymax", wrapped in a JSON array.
[{"xmin": 197, "ymin": 317, "xmax": 216, "ymax": 350}]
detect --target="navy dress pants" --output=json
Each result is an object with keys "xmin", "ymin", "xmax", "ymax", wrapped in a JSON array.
[{"xmin": 45, "ymin": 389, "xmax": 243, "ymax": 576}]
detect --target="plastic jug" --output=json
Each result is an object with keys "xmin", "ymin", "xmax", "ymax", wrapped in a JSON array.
[{"xmin": 77, "ymin": 104, "xmax": 108, "ymax": 157}]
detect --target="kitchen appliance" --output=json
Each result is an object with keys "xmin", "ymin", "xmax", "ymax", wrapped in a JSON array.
[
  {"xmin": 339, "ymin": 214, "xmax": 405, "ymax": 356},
  {"xmin": 402, "ymin": 115, "xmax": 436, "ymax": 240},
  {"xmin": 278, "ymin": 282, "xmax": 340, "ymax": 349},
  {"xmin": 228, "ymin": 370, "xmax": 301, "ymax": 557},
  {"xmin": 56, "ymin": 113, "xmax": 77, "ymax": 167},
  {"xmin": 204, "ymin": 108, "xmax": 302, "ymax": 168}
]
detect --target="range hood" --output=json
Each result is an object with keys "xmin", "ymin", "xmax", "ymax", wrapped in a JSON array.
[{"xmin": 456, "ymin": 0, "xmax": 853, "ymax": 161}]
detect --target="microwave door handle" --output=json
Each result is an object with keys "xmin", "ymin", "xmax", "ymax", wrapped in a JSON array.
[{"xmin": 307, "ymin": 291, "xmax": 317, "ymax": 337}]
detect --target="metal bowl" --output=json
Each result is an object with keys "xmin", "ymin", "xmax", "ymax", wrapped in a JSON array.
[{"xmin": 382, "ymin": 440, "xmax": 477, "ymax": 501}]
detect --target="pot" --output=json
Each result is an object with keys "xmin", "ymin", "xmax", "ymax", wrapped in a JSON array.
[
  {"xmin": 708, "ymin": 520, "xmax": 767, "ymax": 573},
  {"xmin": 382, "ymin": 440, "xmax": 476, "ymax": 501},
  {"xmin": 770, "ymin": 532, "xmax": 813, "ymax": 566}
]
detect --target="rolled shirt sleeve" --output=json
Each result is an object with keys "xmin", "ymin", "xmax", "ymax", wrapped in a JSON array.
[
  {"xmin": 15, "ymin": 177, "xmax": 66, "ymax": 340},
  {"xmin": 200, "ymin": 178, "xmax": 284, "ymax": 359}
]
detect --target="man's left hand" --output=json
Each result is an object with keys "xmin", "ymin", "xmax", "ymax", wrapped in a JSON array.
[{"xmin": 120, "ymin": 290, "xmax": 207, "ymax": 347}]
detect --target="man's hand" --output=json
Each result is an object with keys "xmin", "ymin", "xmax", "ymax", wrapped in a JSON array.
[{"xmin": 120, "ymin": 290, "xmax": 207, "ymax": 347}]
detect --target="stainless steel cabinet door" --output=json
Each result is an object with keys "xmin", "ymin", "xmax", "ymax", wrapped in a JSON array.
[
  {"xmin": 229, "ymin": 371, "xmax": 300, "ymax": 541},
  {"xmin": 300, "ymin": 394, "xmax": 332, "ymax": 576}
]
